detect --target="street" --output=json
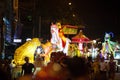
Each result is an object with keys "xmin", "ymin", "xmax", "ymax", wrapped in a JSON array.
[{"xmin": 115, "ymin": 72, "xmax": 120, "ymax": 80}]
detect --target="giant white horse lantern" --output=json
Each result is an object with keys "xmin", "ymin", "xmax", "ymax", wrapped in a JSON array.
[{"xmin": 50, "ymin": 22, "xmax": 71, "ymax": 55}]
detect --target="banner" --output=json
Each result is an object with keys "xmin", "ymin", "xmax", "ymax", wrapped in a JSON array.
[{"xmin": 62, "ymin": 25, "xmax": 78, "ymax": 34}]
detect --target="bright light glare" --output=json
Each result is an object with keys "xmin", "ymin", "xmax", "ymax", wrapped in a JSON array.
[
  {"xmin": 13, "ymin": 39, "xmax": 22, "ymax": 43},
  {"xmin": 37, "ymin": 48, "xmax": 41, "ymax": 53},
  {"xmin": 26, "ymin": 38, "xmax": 32, "ymax": 41},
  {"xmin": 68, "ymin": 2, "xmax": 72, "ymax": 6},
  {"xmin": 93, "ymin": 40, "xmax": 96, "ymax": 44},
  {"xmin": 72, "ymin": 14, "xmax": 75, "ymax": 17}
]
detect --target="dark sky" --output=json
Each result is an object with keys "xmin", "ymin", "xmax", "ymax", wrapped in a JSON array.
[
  {"xmin": 9, "ymin": 0, "xmax": 119, "ymax": 41},
  {"xmin": 74, "ymin": 0, "xmax": 119, "ymax": 41}
]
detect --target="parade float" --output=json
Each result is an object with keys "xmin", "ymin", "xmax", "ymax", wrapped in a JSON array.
[
  {"xmin": 14, "ymin": 38, "xmax": 41, "ymax": 65},
  {"xmin": 101, "ymin": 32, "xmax": 119, "ymax": 59},
  {"xmin": 50, "ymin": 22, "xmax": 71, "ymax": 55},
  {"xmin": 14, "ymin": 38, "xmax": 53, "ymax": 65},
  {"xmin": 13, "ymin": 22, "xmax": 77, "ymax": 65},
  {"xmin": 71, "ymin": 30, "xmax": 90, "ymax": 57}
]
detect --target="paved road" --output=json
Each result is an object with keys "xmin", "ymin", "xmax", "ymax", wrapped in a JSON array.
[{"xmin": 115, "ymin": 73, "xmax": 120, "ymax": 80}]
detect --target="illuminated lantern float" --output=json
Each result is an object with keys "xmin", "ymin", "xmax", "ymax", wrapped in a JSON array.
[
  {"xmin": 14, "ymin": 22, "xmax": 72, "ymax": 65},
  {"xmin": 14, "ymin": 38, "xmax": 53, "ymax": 65},
  {"xmin": 50, "ymin": 22, "xmax": 71, "ymax": 55},
  {"xmin": 101, "ymin": 32, "xmax": 118, "ymax": 59},
  {"xmin": 72, "ymin": 30, "xmax": 90, "ymax": 56},
  {"xmin": 14, "ymin": 38, "xmax": 41, "ymax": 65}
]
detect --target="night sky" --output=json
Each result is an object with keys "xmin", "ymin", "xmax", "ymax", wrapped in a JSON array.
[
  {"xmin": 1, "ymin": 0, "xmax": 119, "ymax": 41},
  {"xmin": 74, "ymin": 0, "xmax": 119, "ymax": 41}
]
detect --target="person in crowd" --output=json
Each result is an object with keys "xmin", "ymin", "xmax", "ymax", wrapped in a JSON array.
[
  {"xmin": 66, "ymin": 56, "xmax": 90, "ymax": 80},
  {"xmin": 35, "ymin": 52, "xmax": 90, "ymax": 80},
  {"xmin": 4, "ymin": 59, "xmax": 11, "ymax": 80},
  {"xmin": 9, "ymin": 59, "xmax": 16, "ymax": 80},
  {"xmin": 0, "ymin": 60, "xmax": 10, "ymax": 80},
  {"xmin": 108, "ymin": 56, "xmax": 116, "ymax": 80},
  {"xmin": 99, "ymin": 57, "xmax": 108, "ymax": 80},
  {"xmin": 93, "ymin": 58, "xmax": 100, "ymax": 80},
  {"xmin": 86, "ymin": 56, "xmax": 94, "ymax": 80},
  {"xmin": 21, "ymin": 57, "xmax": 36, "ymax": 76},
  {"xmin": 35, "ymin": 52, "xmax": 66, "ymax": 80}
]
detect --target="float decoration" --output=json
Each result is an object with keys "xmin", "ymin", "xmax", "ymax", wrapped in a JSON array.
[
  {"xmin": 14, "ymin": 38, "xmax": 41, "ymax": 65},
  {"xmin": 72, "ymin": 30, "xmax": 90, "ymax": 43},
  {"xmin": 71, "ymin": 30, "xmax": 90, "ymax": 56},
  {"xmin": 50, "ymin": 22, "xmax": 71, "ymax": 55},
  {"xmin": 62, "ymin": 25, "xmax": 78, "ymax": 35},
  {"xmin": 101, "ymin": 32, "xmax": 118, "ymax": 59}
]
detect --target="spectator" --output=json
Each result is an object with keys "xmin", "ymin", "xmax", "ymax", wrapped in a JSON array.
[
  {"xmin": 21, "ymin": 57, "xmax": 36, "ymax": 76},
  {"xmin": 35, "ymin": 52, "xmax": 65, "ymax": 80},
  {"xmin": 9, "ymin": 59, "xmax": 16, "ymax": 80},
  {"xmin": 0, "ymin": 68, "xmax": 10, "ymax": 80},
  {"xmin": 93, "ymin": 58, "xmax": 100, "ymax": 80},
  {"xmin": 108, "ymin": 56, "xmax": 116, "ymax": 80},
  {"xmin": 35, "ymin": 55, "xmax": 90, "ymax": 80},
  {"xmin": 86, "ymin": 56, "xmax": 94, "ymax": 80},
  {"xmin": 66, "ymin": 56, "xmax": 89, "ymax": 80},
  {"xmin": 99, "ymin": 57, "xmax": 108, "ymax": 80}
]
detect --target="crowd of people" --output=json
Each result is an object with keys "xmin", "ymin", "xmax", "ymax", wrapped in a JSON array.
[
  {"xmin": 34, "ymin": 51, "xmax": 117, "ymax": 80},
  {"xmin": 0, "ymin": 51, "xmax": 117, "ymax": 80}
]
